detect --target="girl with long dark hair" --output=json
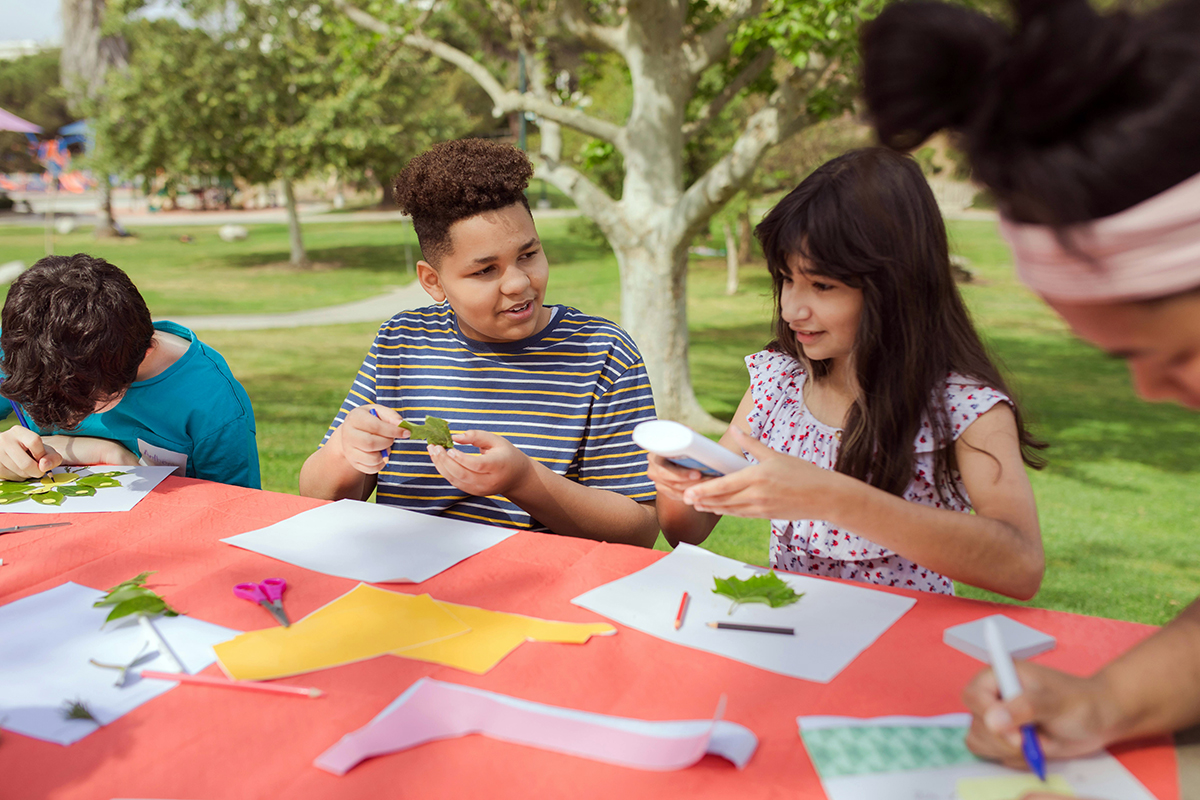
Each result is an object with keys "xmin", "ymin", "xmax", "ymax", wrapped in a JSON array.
[{"xmin": 651, "ymin": 147, "xmax": 1046, "ymax": 600}]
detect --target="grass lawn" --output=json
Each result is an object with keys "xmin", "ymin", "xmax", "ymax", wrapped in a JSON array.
[{"xmin": 3, "ymin": 216, "xmax": 1196, "ymax": 625}]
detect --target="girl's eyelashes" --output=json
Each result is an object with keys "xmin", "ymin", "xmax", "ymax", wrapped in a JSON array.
[{"xmin": 811, "ymin": 281, "xmax": 835, "ymax": 292}]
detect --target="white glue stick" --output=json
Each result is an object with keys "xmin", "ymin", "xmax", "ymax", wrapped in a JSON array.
[{"xmin": 632, "ymin": 420, "xmax": 750, "ymax": 477}]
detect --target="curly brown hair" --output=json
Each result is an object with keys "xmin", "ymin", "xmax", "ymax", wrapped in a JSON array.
[
  {"xmin": 391, "ymin": 138, "xmax": 533, "ymax": 265},
  {"xmin": 1, "ymin": 253, "xmax": 154, "ymax": 430}
]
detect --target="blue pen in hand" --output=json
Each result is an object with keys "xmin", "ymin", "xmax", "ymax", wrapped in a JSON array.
[
  {"xmin": 983, "ymin": 618, "xmax": 1048, "ymax": 781},
  {"xmin": 7, "ymin": 398, "xmax": 31, "ymax": 430},
  {"xmin": 367, "ymin": 408, "xmax": 391, "ymax": 460}
]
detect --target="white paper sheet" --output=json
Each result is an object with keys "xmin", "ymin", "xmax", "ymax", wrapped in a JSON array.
[
  {"xmin": 0, "ymin": 582, "xmax": 239, "ymax": 745},
  {"xmin": 943, "ymin": 614, "xmax": 1057, "ymax": 663},
  {"xmin": 571, "ymin": 543, "xmax": 916, "ymax": 683},
  {"xmin": 797, "ymin": 713, "xmax": 1156, "ymax": 800},
  {"xmin": 220, "ymin": 498, "xmax": 518, "ymax": 583},
  {"xmin": 0, "ymin": 465, "xmax": 176, "ymax": 515}
]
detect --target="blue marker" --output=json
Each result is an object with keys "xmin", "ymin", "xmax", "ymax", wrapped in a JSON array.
[
  {"xmin": 7, "ymin": 398, "xmax": 31, "ymax": 430},
  {"xmin": 367, "ymin": 407, "xmax": 391, "ymax": 460},
  {"xmin": 983, "ymin": 618, "xmax": 1048, "ymax": 781}
]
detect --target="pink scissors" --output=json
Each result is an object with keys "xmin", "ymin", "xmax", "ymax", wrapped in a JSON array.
[{"xmin": 233, "ymin": 578, "xmax": 290, "ymax": 627}]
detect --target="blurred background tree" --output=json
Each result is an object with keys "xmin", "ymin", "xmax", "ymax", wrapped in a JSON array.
[{"xmin": 0, "ymin": 52, "xmax": 72, "ymax": 175}]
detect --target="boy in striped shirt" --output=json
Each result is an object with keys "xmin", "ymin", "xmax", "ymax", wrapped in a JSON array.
[{"xmin": 299, "ymin": 139, "xmax": 659, "ymax": 546}]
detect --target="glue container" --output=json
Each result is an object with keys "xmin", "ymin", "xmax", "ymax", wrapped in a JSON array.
[{"xmin": 632, "ymin": 420, "xmax": 749, "ymax": 476}]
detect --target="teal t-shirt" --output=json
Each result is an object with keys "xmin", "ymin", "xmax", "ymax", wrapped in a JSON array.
[{"xmin": 5, "ymin": 321, "xmax": 260, "ymax": 489}]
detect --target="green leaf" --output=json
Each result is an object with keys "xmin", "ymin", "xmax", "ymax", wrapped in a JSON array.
[
  {"xmin": 0, "ymin": 492, "xmax": 29, "ymax": 504},
  {"xmin": 94, "ymin": 586, "xmax": 156, "ymax": 607},
  {"xmin": 57, "ymin": 484, "xmax": 97, "ymax": 497},
  {"xmin": 103, "ymin": 594, "xmax": 169, "ymax": 623},
  {"xmin": 399, "ymin": 416, "xmax": 454, "ymax": 448},
  {"xmin": 0, "ymin": 480, "xmax": 33, "ymax": 494},
  {"xmin": 30, "ymin": 490, "xmax": 64, "ymax": 505},
  {"xmin": 103, "ymin": 571, "xmax": 155, "ymax": 594},
  {"xmin": 77, "ymin": 476, "xmax": 122, "ymax": 488},
  {"xmin": 712, "ymin": 571, "xmax": 804, "ymax": 613},
  {"xmin": 62, "ymin": 699, "xmax": 98, "ymax": 722}
]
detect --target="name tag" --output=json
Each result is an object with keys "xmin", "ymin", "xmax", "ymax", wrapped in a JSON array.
[{"xmin": 137, "ymin": 439, "xmax": 188, "ymax": 477}]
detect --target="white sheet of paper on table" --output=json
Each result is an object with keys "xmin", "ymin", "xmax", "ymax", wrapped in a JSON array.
[
  {"xmin": 314, "ymin": 677, "xmax": 758, "ymax": 775},
  {"xmin": 220, "ymin": 498, "xmax": 518, "ymax": 583},
  {"xmin": 0, "ymin": 582, "xmax": 239, "ymax": 745},
  {"xmin": 571, "ymin": 543, "xmax": 916, "ymax": 683},
  {"xmin": 0, "ymin": 465, "xmax": 177, "ymax": 515},
  {"xmin": 796, "ymin": 713, "xmax": 1157, "ymax": 800}
]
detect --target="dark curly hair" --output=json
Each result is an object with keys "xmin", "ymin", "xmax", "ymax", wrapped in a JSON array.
[
  {"xmin": 1, "ymin": 253, "xmax": 154, "ymax": 430},
  {"xmin": 391, "ymin": 138, "xmax": 534, "ymax": 265},
  {"xmin": 861, "ymin": 0, "xmax": 1200, "ymax": 226}
]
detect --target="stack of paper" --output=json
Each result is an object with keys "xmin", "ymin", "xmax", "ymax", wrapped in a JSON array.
[
  {"xmin": 943, "ymin": 614, "xmax": 1056, "ymax": 662},
  {"xmin": 315, "ymin": 678, "xmax": 758, "ymax": 775},
  {"xmin": 572, "ymin": 543, "xmax": 916, "ymax": 683},
  {"xmin": 214, "ymin": 584, "xmax": 616, "ymax": 680},
  {"xmin": 0, "ymin": 583, "xmax": 239, "ymax": 745},
  {"xmin": 797, "ymin": 714, "xmax": 1156, "ymax": 799}
]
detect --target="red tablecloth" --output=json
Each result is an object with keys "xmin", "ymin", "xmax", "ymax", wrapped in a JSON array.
[{"xmin": 0, "ymin": 478, "xmax": 1179, "ymax": 799}]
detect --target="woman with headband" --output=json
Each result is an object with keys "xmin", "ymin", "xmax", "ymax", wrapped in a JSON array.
[{"xmin": 861, "ymin": 0, "xmax": 1200, "ymax": 772}]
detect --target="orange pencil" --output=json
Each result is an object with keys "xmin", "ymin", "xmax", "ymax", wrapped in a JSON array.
[
  {"xmin": 140, "ymin": 671, "xmax": 323, "ymax": 698},
  {"xmin": 674, "ymin": 591, "xmax": 690, "ymax": 630}
]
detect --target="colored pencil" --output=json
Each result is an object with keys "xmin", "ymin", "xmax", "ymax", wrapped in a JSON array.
[
  {"xmin": 707, "ymin": 621, "xmax": 794, "ymax": 635},
  {"xmin": 674, "ymin": 592, "xmax": 690, "ymax": 630},
  {"xmin": 140, "ymin": 671, "xmax": 324, "ymax": 698}
]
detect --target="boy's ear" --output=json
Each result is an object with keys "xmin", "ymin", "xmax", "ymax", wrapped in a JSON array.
[{"xmin": 416, "ymin": 261, "xmax": 446, "ymax": 303}]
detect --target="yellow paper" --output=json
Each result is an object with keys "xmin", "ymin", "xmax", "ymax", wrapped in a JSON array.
[
  {"xmin": 392, "ymin": 600, "xmax": 616, "ymax": 674},
  {"xmin": 956, "ymin": 774, "xmax": 1074, "ymax": 800},
  {"xmin": 214, "ymin": 585, "xmax": 471, "ymax": 680}
]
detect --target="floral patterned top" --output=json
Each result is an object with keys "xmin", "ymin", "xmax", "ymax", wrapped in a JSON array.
[{"xmin": 744, "ymin": 349, "xmax": 1011, "ymax": 595}]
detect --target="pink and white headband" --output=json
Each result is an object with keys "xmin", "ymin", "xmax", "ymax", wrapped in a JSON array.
[{"xmin": 999, "ymin": 169, "xmax": 1200, "ymax": 302}]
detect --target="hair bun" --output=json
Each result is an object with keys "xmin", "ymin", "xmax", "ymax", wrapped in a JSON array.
[{"xmin": 862, "ymin": 2, "xmax": 1008, "ymax": 150}]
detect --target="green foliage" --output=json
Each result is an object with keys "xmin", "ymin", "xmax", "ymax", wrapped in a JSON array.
[
  {"xmin": 713, "ymin": 571, "xmax": 804, "ymax": 613},
  {"xmin": 93, "ymin": 571, "xmax": 181, "ymax": 624},
  {"xmin": 62, "ymin": 699, "xmax": 97, "ymax": 721},
  {"xmin": 399, "ymin": 416, "xmax": 454, "ymax": 448},
  {"xmin": 0, "ymin": 470, "xmax": 125, "ymax": 506}
]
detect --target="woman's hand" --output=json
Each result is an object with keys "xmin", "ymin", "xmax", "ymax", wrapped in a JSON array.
[
  {"xmin": 427, "ymin": 430, "xmax": 533, "ymax": 497},
  {"xmin": 682, "ymin": 426, "xmax": 837, "ymax": 520}
]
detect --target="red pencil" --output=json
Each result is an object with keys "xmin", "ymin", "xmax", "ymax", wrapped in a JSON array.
[
  {"xmin": 140, "ymin": 671, "xmax": 323, "ymax": 698},
  {"xmin": 674, "ymin": 591, "xmax": 690, "ymax": 630}
]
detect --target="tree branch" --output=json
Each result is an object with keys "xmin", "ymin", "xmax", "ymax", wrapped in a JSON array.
[
  {"xmin": 672, "ymin": 58, "xmax": 841, "ymax": 240},
  {"xmin": 682, "ymin": 46, "xmax": 775, "ymax": 142},
  {"xmin": 683, "ymin": 0, "xmax": 766, "ymax": 76},
  {"xmin": 331, "ymin": 0, "xmax": 627, "ymax": 148},
  {"xmin": 556, "ymin": 0, "xmax": 628, "ymax": 54}
]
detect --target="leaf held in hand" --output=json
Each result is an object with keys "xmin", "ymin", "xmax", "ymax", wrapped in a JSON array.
[
  {"xmin": 712, "ymin": 571, "xmax": 804, "ymax": 613},
  {"xmin": 399, "ymin": 416, "xmax": 454, "ymax": 448}
]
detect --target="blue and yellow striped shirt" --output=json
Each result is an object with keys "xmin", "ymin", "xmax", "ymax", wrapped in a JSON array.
[{"xmin": 323, "ymin": 303, "xmax": 657, "ymax": 531}]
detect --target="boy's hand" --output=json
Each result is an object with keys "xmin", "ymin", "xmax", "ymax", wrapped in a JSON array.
[
  {"xmin": 646, "ymin": 453, "xmax": 711, "ymax": 501},
  {"xmin": 0, "ymin": 426, "xmax": 63, "ymax": 480},
  {"xmin": 427, "ymin": 430, "xmax": 532, "ymax": 497},
  {"xmin": 337, "ymin": 405, "xmax": 408, "ymax": 475}
]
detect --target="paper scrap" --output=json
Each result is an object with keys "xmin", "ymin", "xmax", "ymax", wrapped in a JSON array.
[
  {"xmin": 0, "ymin": 582, "xmax": 239, "ymax": 745},
  {"xmin": 315, "ymin": 677, "xmax": 757, "ymax": 775},
  {"xmin": 796, "ymin": 714, "xmax": 1157, "ymax": 800},
  {"xmin": 214, "ymin": 584, "xmax": 470, "ymax": 680},
  {"xmin": 943, "ymin": 615, "xmax": 1057, "ymax": 663},
  {"xmin": 0, "ymin": 465, "xmax": 176, "ymax": 514},
  {"xmin": 572, "ymin": 543, "xmax": 916, "ymax": 683},
  {"xmin": 956, "ymin": 774, "xmax": 1074, "ymax": 800},
  {"xmin": 221, "ymin": 498, "xmax": 517, "ymax": 583},
  {"xmin": 394, "ymin": 601, "xmax": 616, "ymax": 674}
]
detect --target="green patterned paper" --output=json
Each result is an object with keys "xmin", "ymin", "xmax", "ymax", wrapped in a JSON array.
[{"xmin": 800, "ymin": 725, "xmax": 981, "ymax": 778}]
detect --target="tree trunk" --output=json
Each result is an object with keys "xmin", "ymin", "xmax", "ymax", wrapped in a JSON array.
[
  {"xmin": 94, "ymin": 180, "xmax": 118, "ymax": 238},
  {"xmin": 723, "ymin": 220, "xmax": 739, "ymax": 296},
  {"xmin": 614, "ymin": 238, "xmax": 723, "ymax": 434},
  {"xmin": 282, "ymin": 177, "xmax": 309, "ymax": 268},
  {"xmin": 737, "ymin": 210, "xmax": 753, "ymax": 265}
]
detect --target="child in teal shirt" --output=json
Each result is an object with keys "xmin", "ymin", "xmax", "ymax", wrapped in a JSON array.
[{"xmin": 0, "ymin": 254, "xmax": 260, "ymax": 488}]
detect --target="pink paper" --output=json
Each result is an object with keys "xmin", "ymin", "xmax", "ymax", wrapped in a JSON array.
[{"xmin": 314, "ymin": 678, "xmax": 756, "ymax": 775}]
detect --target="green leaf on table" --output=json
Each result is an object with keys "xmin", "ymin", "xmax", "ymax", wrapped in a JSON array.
[
  {"xmin": 62, "ymin": 699, "xmax": 98, "ymax": 722},
  {"xmin": 0, "ymin": 492, "xmax": 29, "ymax": 504},
  {"xmin": 30, "ymin": 490, "xmax": 64, "ymax": 505},
  {"xmin": 399, "ymin": 416, "xmax": 454, "ymax": 448},
  {"xmin": 77, "ymin": 475, "xmax": 122, "ymax": 488},
  {"xmin": 0, "ymin": 480, "xmax": 31, "ymax": 494},
  {"xmin": 712, "ymin": 571, "xmax": 804, "ymax": 613},
  {"xmin": 57, "ymin": 484, "xmax": 97, "ymax": 497},
  {"xmin": 94, "ymin": 571, "xmax": 181, "ymax": 623}
]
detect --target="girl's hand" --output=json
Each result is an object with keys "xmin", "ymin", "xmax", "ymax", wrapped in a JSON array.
[
  {"xmin": 337, "ymin": 404, "xmax": 408, "ymax": 475},
  {"xmin": 646, "ymin": 453, "xmax": 710, "ymax": 500},
  {"xmin": 0, "ymin": 427, "xmax": 63, "ymax": 480},
  {"xmin": 682, "ymin": 426, "xmax": 837, "ymax": 519},
  {"xmin": 427, "ymin": 430, "xmax": 533, "ymax": 497},
  {"xmin": 962, "ymin": 661, "xmax": 1116, "ymax": 768}
]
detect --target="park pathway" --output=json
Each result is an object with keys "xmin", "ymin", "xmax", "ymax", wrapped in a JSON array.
[{"xmin": 161, "ymin": 281, "xmax": 430, "ymax": 331}]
